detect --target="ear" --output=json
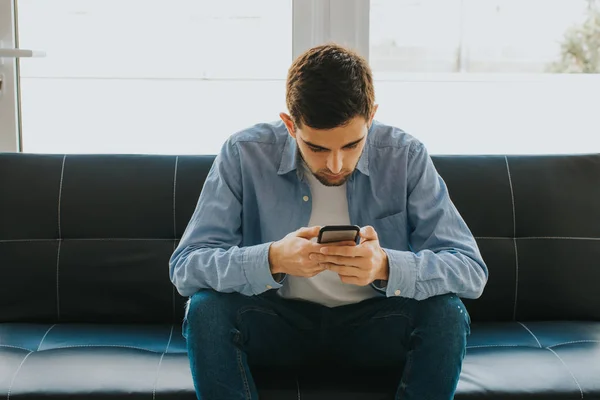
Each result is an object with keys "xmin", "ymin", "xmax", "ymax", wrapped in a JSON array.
[
  {"xmin": 370, "ymin": 105, "xmax": 379, "ymax": 126},
  {"xmin": 279, "ymin": 113, "xmax": 296, "ymax": 138}
]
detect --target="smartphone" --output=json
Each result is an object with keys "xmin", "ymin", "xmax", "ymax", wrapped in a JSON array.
[{"xmin": 317, "ymin": 225, "xmax": 360, "ymax": 244}]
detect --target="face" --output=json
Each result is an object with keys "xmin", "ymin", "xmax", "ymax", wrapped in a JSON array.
[{"xmin": 280, "ymin": 108, "xmax": 377, "ymax": 187}]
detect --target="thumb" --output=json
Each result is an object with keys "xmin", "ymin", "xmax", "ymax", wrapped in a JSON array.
[
  {"xmin": 296, "ymin": 226, "xmax": 321, "ymax": 239},
  {"xmin": 359, "ymin": 225, "xmax": 378, "ymax": 244}
]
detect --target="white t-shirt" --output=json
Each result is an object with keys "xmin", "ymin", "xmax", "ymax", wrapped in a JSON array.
[{"xmin": 277, "ymin": 164, "xmax": 379, "ymax": 307}]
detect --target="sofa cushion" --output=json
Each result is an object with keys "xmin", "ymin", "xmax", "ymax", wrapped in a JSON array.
[{"xmin": 1, "ymin": 321, "xmax": 598, "ymax": 399}]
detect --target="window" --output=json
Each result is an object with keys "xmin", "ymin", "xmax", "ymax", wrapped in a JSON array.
[
  {"xmin": 16, "ymin": 0, "xmax": 292, "ymax": 154},
  {"xmin": 2, "ymin": 0, "xmax": 598, "ymax": 155},
  {"xmin": 370, "ymin": 0, "xmax": 600, "ymax": 154}
]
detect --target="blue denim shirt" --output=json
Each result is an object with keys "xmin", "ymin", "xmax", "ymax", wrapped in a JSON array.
[{"xmin": 170, "ymin": 121, "xmax": 488, "ymax": 301}]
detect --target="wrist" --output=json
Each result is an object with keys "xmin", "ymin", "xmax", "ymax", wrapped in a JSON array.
[
  {"xmin": 378, "ymin": 248, "xmax": 389, "ymax": 281},
  {"xmin": 268, "ymin": 241, "xmax": 283, "ymax": 275}
]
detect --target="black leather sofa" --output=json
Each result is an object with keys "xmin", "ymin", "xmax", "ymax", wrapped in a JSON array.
[{"xmin": 1, "ymin": 152, "xmax": 599, "ymax": 400}]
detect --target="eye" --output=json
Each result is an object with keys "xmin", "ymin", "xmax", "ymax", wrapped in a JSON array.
[
  {"xmin": 344, "ymin": 144, "xmax": 359, "ymax": 150},
  {"xmin": 309, "ymin": 146, "xmax": 327, "ymax": 153}
]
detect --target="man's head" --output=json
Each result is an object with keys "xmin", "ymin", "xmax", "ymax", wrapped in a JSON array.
[{"xmin": 280, "ymin": 44, "xmax": 377, "ymax": 187}]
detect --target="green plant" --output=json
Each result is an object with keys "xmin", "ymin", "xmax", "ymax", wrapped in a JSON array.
[{"xmin": 549, "ymin": 1, "xmax": 600, "ymax": 73}]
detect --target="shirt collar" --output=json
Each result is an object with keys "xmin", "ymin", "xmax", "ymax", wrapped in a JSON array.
[
  {"xmin": 277, "ymin": 134, "xmax": 298, "ymax": 175},
  {"xmin": 277, "ymin": 131, "xmax": 370, "ymax": 177},
  {"xmin": 356, "ymin": 140, "xmax": 370, "ymax": 176}
]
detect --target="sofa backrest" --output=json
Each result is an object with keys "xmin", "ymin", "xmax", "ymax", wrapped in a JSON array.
[
  {"xmin": 1, "ymin": 153, "xmax": 599, "ymax": 323},
  {"xmin": 434, "ymin": 154, "xmax": 600, "ymax": 322}
]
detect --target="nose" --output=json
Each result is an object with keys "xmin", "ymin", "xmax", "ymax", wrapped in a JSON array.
[{"xmin": 327, "ymin": 151, "xmax": 343, "ymax": 174}]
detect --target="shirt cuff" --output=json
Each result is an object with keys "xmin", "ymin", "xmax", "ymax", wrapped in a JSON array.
[
  {"xmin": 273, "ymin": 273, "xmax": 287, "ymax": 284},
  {"xmin": 371, "ymin": 279, "xmax": 388, "ymax": 292},
  {"xmin": 242, "ymin": 242, "xmax": 285, "ymax": 295},
  {"xmin": 375, "ymin": 248, "xmax": 418, "ymax": 298}
]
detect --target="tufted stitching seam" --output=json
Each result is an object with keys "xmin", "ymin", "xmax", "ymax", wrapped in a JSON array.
[
  {"xmin": 512, "ymin": 239, "xmax": 519, "ymax": 320},
  {"xmin": 44, "ymin": 344, "xmax": 159, "ymax": 352},
  {"xmin": 476, "ymin": 236, "xmax": 600, "ymax": 240},
  {"xmin": 0, "ymin": 238, "xmax": 178, "ymax": 242},
  {"xmin": 171, "ymin": 284, "xmax": 176, "ymax": 325},
  {"xmin": 172, "ymin": 240, "xmax": 178, "ymax": 324},
  {"xmin": 519, "ymin": 236, "xmax": 600, "ymax": 240},
  {"xmin": 505, "ymin": 157, "xmax": 519, "ymax": 321},
  {"xmin": 296, "ymin": 375, "xmax": 301, "ymax": 400},
  {"xmin": 518, "ymin": 322, "xmax": 542, "ymax": 348},
  {"xmin": 7, "ymin": 351, "xmax": 33, "ymax": 400},
  {"xmin": 548, "ymin": 340, "xmax": 600, "ymax": 348},
  {"xmin": 173, "ymin": 156, "xmax": 179, "ymax": 238},
  {"xmin": 466, "ymin": 344, "xmax": 521, "ymax": 349},
  {"xmin": 56, "ymin": 240, "xmax": 62, "ymax": 321},
  {"xmin": 505, "ymin": 156, "xmax": 516, "ymax": 238},
  {"xmin": 546, "ymin": 348, "xmax": 584, "ymax": 399},
  {"xmin": 56, "ymin": 155, "xmax": 66, "ymax": 321},
  {"xmin": 58, "ymin": 155, "xmax": 66, "ymax": 238},
  {"xmin": 164, "ymin": 325, "xmax": 174, "ymax": 354},
  {"xmin": 152, "ymin": 324, "xmax": 175, "ymax": 400},
  {"xmin": 6, "ymin": 236, "xmax": 599, "ymax": 243},
  {"xmin": 172, "ymin": 156, "xmax": 179, "ymax": 324},
  {"xmin": 0, "ymin": 344, "xmax": 32, "ymax": 352},
  {"xmin": 37, "ymin": 323, "xmax": 57, "ymax": 351}
]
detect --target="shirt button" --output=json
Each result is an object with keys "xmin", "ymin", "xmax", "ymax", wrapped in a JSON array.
[
  {"xmin": 394, "ymin": 289, "xmax": 401, "ymax": 296},
  {"xmin": 302, "ymin": 196, "xmax": 309, "ymax": 202},
  {"xmin": 266, "ymin": 285, "xmax": 273, "ymax": 290}
]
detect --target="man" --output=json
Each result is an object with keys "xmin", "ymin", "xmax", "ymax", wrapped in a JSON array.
[{"xmin": 170, "ymin": 44, "xmax": 488, "ymax": 400}]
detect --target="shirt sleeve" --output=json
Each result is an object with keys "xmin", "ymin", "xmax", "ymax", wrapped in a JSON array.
[
  {"xmin": 169, "ymin": 139, "xmax": 284, "ymax": 297},
  {"xmin": 371, "ymin": 142, "xmax": 488, "ymax": 300}
]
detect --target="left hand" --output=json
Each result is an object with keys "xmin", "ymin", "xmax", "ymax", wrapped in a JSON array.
[{"xmin": 309, "ymin": 226, "xmax": 389, "ymax": 286}]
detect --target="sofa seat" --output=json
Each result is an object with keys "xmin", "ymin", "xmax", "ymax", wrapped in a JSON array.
[{"xmin": 1, "ymin": 321, "xmax": 598, "ymax": 400}]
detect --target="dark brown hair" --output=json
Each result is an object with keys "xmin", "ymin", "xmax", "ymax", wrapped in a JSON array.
[{"xmin": 286, "ymin": 43, "xmax": 375, "ymax": 130}]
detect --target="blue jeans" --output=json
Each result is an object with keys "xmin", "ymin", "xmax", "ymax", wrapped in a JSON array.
[{"xmin": 183, "ymin": 289, "xmax": 471, "ymax": 400}]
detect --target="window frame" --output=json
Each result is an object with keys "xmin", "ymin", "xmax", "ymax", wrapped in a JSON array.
[{"xmin": 0, "ymin": 0, "xmax": 21, "ymax": 152}]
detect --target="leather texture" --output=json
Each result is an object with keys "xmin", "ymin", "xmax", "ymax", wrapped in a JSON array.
[{"xmin": 1, "ymin": 152, "xmax": 599, "ymax": 399}]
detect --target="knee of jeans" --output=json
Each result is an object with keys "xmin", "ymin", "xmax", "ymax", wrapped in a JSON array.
[
  {"xmin": 417, "ymin": 293, "xmax": 471, "ymax": 337},
  {"xmin": 185, "ymin": 290, "xmax": 240, "ymax": 328}
]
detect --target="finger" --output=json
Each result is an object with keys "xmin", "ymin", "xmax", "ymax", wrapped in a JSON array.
[
  {"xmin": 359, "ymin": 225, "xmax": 378, "ymax": 244},
  {"xmin": 305, "ymin": 253, "xmax": 324, "ymax": 268},
  {"xmin": 320, "ymin": 241, "xmax": 357, "ymax": 247},
  {"xmin": 324, "ymin": 264, "xmax": 361, "ymax": 277},
  {"xmin": 296, "ymin": 226, "xmax": 321, "ymax": 239},
  {"xmin": 320, "ymin": 244, "xmax": 364, "ymax": 257},
  {"xmin": 301, "ymin": 241, "xmax": 327, "ymax": 259},
  {"xmin": 305, "ymin": 241, "xmax": 327, "ymax": 254},
  {"xmin": 319, "ymin": 255, "xmax": 364, "ymax": 268},
  {"xmin": 299, "ymin": 262, "xmax": 326, "ymax": 275},
  {"xmin": 309, "ymin": 253, "xmax": 343, "ymax": 264}
]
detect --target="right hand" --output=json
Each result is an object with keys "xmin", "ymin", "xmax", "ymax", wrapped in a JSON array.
[{"xmin": 269, "ymin": 227, "xmax": 357, "ymax": 278}]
